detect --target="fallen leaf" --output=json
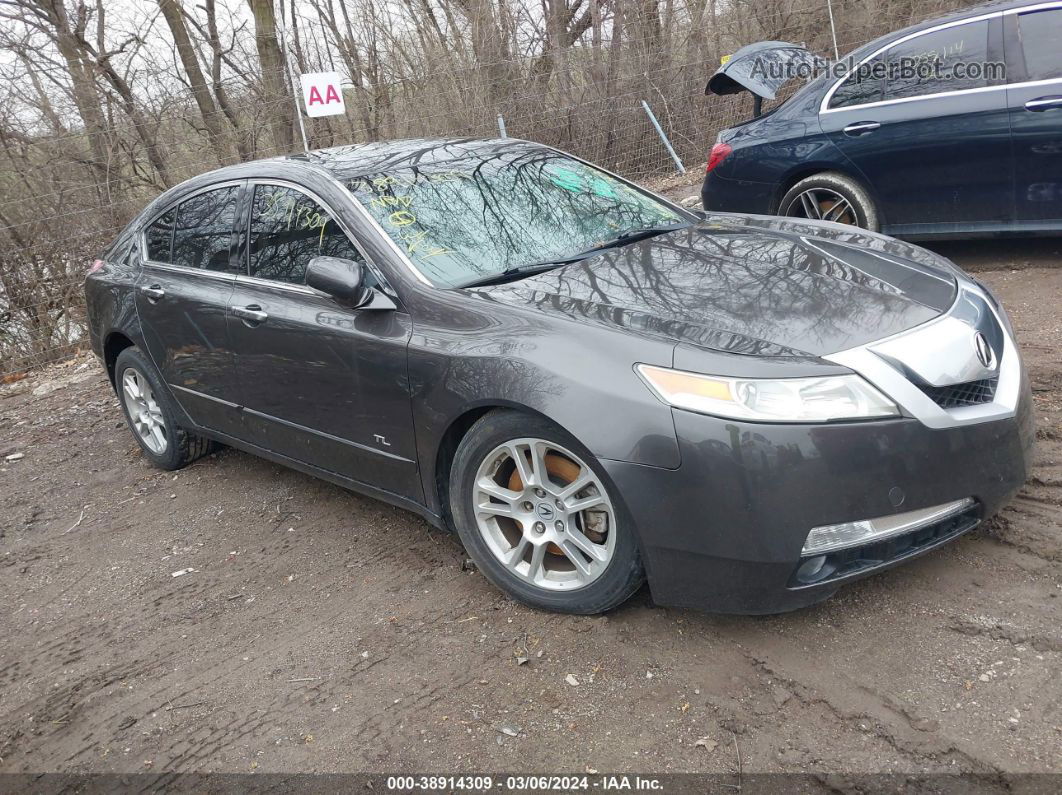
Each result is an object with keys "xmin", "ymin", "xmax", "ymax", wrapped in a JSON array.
[{"xmin": 695, "ymin": 737, "xmax": 718, "ymax": 752}]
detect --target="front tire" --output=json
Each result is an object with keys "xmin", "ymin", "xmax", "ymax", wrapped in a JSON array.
[
  {"xmin": 449, "ymin": 410, "xmax": 644, "ymax": 614},
  {"xmin": 778, "ymin": 171, "xmax": 880, "ymax": 231},
  {"xmin": 114, "ymin": 347, "xmax": 215, "ymax": 471}
]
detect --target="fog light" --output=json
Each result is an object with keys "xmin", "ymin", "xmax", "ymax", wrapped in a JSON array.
[
  {"xmin": 796, "ymin": 555, "xmax": 827, "ymax": 581},
  {"xmin": 802, "ymin": 498, "xmax": 975, "ymax": 556}
]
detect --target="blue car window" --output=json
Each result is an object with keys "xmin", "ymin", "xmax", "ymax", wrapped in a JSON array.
[
  {"xmin": 1017, "ymin": 9, "xmax": 1062, "ymax": 81},
  {"xmin": 884, "ymin": 20, "xmax": 990, "ymax": 100},
  {"xmin": 829, "ymin": 55, "xmax": 886, "ymax": 109}
]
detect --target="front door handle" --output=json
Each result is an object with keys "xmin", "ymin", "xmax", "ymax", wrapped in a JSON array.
[
  {"xmin": 140, "ymin": 284, "xmax": 165, "ymax": 302},
  {"xmin": 843, "ymin": 121, "xmax": 881, "ymax": 136},
  {"xmin": 231, "ymin": 304, "xmax": 269, "ymax": 325},
  {"xmin": 1025, "ymin": 96, "xmax": 1062, "ymax": 112}
]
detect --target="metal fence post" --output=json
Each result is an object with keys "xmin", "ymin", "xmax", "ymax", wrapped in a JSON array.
[{"xmin": 641, "ymin": 100, "xmax": 685, "ymax": 174}]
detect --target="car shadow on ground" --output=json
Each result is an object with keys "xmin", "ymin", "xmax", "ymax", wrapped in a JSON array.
[{"xmin": 923, "ymin": 237, "xmax": 1062, "ymax": 273}]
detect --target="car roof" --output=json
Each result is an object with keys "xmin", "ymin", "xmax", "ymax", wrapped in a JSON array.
[{"xmin": 194, "ymin": 137, "xmax": 544, "ymax": 185}]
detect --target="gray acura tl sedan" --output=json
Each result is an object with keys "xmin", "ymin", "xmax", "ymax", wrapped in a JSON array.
[{"xmin": 85, "ymin": 138, "xmax": 1034, "ymax": 615}]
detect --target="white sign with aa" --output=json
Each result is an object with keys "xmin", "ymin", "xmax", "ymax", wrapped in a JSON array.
[{"xmin": 300, "ymin": 72, "xmax": 346, "ymax": 118}]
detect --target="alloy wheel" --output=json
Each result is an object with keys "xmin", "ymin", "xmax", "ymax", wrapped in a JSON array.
[
  {"xmin": 121, "ymin": 367, "xmax": 168, "ymax": 454},
  {"xmin": 783, "ymin": 188, "xmax": 857, "ymax": 225},
  {"xmin": 472, "ymin": 438, "xmax": 616, "ymax": 591}
]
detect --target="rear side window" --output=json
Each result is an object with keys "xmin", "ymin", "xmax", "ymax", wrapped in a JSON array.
[
  {"xmin": 1017, "ymin": 8, "xmax": 1062, "ymax": 81},
  {"xmin": 104, "ymin": 229, "xmax": 138, "ymax": 267},
  {"xmin": 829, "ymin": 55, "xmax": 885, "ymax": 109},
  {"xmin": 172, "ymin": 185, "xmax": 239, "ymax": 272},
  {"xmin": 145, "ymin": 210, "xmax": 175, "ymax": 263},
  {"xmin": 884, "ymin": 20, "xmax": 990, "ymax": 100},
  {"xmin": 247, "ymin": 185, "xmax": 368, "ymax": 285}
]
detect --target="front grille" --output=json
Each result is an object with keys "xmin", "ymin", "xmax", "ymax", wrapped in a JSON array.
[{"xmin": 919, "ymin": 377, "xmax": 997, "ymax": 409}]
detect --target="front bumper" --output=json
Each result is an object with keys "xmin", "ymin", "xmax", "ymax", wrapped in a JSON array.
[{"xmin": 603, "ymin": 385, "xmax": 1034, "ymax": 614}]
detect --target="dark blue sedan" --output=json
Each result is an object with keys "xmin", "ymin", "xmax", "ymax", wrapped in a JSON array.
[{"xmin": 701, "ymin": 0, "xmax": 1062, "ymax": 239}]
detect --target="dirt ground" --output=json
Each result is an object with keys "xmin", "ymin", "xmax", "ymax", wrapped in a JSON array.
[{"xmin": 0, "ymin": 255, "xmax": 1059, "ymax": 780}]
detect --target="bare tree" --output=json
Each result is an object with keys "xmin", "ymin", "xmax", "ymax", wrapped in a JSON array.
[
  {"xmin": 158, "ymin": 0, "xmax": 230, "ymax": 164},
  {"xmin": 0, "ymin": 0, "xmax": 979, "ymax": 375},
  {"xmin": 247, "ymin": 0, "xmax": 295, "ymax": 153}
]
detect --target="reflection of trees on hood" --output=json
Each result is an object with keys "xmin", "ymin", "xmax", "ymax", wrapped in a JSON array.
[{"xmin": 490, "ymin": 222, "xmax": 942, "ymax": 356}]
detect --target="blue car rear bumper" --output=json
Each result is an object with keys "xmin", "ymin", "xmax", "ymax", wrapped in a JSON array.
[{"xmin": 701, "ymin": 172, "xmax": 775, "ymax": 214}]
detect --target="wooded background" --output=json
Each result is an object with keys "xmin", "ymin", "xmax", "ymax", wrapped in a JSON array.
[{"xmin": 0, "ymin": 0, "xmax": 975, "ymax": 376}]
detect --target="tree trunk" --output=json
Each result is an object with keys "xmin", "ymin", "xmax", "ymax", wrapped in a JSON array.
[
  {"xmin": 43, "ymin": 2, "xmax": 112, "ymax": 199},
  {"xmin": 247, "ymin": 0, "xmax": 295, "ymax": 154},
  {"xmin": 158, "ymin": 0, "xmax": 230, "ymax": 164}
]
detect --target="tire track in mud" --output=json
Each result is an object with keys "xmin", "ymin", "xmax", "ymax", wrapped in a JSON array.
[
  {"xmin": 2, "ymin": 496, "xmax": 484, "ymax": 771},
  {"xmin": 1, "ymin": 266, "xmax": 1060, "ymax": 774}
]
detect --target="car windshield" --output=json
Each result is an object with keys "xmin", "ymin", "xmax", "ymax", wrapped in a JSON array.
[{"xmin": 344, "ymin": 150, "xmax": 688, "ymax": 287}]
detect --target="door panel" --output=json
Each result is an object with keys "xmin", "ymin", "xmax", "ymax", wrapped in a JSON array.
[
  {"xmin": 228, "ymin": 280, "xmax": 418, "ymax": 497},
  {"xmin": 1006, "ymin": 7, "xmax": 1062, "ymax": 224},
  {"xmin": 228, "ymin": 182, "xmax": 419, "ymax": 499},
  {"xmin": 819, "ymin": 16, "xmax": 1013, "ymax": 231},
  {"xmin": 135, "ymin": 267, "xmax": 240, "ymax": 432},
  {"xmin": 134, "ymin": 185, "xmax": 243, "ymax": 434}
]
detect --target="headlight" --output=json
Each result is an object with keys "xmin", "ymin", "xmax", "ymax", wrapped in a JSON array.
[{"xmin": 636, "ymin": 364, "xmax": 899, "ymax": 422}]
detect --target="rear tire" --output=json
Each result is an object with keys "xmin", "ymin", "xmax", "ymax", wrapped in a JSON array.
[
  {"xmin": 114, "ymin": 347, "xmax": 215, "ymax": 471},
  {"xmin": 449, "ymin": 410, "xmax": 644, "ymax": 614},
  {"xmin": 778, "ymin": 171, "xmax": 880, "ymax": 232}
]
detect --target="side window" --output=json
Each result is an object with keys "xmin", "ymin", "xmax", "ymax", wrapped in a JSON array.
[
  {"xmin": 248, "ymin": 185, "xmax": 371, "ymax": 286},
  {"xmin": 1017, "ymin": 9, "xmax": 1062, "ymax": 81},
  {"xmin": 172, "ymin": 185, "xmax": 239, "ymax": 272},
  {"xmin": 829, "ymin": 55, "xmax": 885, "ymax": 109},
  {"xmin": 145, "ymin": 209, "xmax": 175, "ymax": 263},
  {"xmin": 884, "ymin": 21, "xmax": 990, "ymax": 100}
]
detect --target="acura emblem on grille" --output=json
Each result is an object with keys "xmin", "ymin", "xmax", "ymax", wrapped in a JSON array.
[{"xmin": 973, "ymin": 332, "xmax": 995, "ymax": 369}]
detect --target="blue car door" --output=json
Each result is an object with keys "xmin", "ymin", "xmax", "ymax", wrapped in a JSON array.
[
  {"xmin": 818, "ymin": 12, "xmax": 1012, "ymax": 235},
  {"xmin": 1004, "ymin": 3, "xmax": 1062, "ymax": 227}
]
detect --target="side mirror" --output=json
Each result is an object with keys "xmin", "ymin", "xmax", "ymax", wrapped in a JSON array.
[{"xmin": 306, "ymin": 256, "xmax": 373, "ymax": 307}]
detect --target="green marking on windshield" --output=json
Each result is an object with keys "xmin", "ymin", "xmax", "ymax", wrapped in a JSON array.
[
  {"xmin": 549, "ymin": 168, "xmax": 584, "ymax": 193},
  {"xmin": 548, "ymin": 168, "xmax": 616, "ymax": 199}
]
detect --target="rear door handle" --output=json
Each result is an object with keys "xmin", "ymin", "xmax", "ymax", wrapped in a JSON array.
[
  {"xmin": 843, "ymin": 121, "xmax": 881, "ymax": 136},
  {"xmin": 231, "ymin": 304, "xmax": 269, "ymax": 325},
  {"xmin": 140, "ymin": 284, "xmax": 165, "ymax": 302},
  {"xmin": 1025, "ymin": 96, "xmax": 1062, "ymax": 112}
]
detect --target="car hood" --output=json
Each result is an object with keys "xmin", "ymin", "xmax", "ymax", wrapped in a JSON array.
[{"xmin": 469, "ymin": 214, "xmax": 959, "ymax": 359}]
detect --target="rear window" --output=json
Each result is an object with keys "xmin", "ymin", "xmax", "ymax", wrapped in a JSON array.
[{"xmin": 1017, "ymin": 8, "xmax": 1062, "ymax": 81}]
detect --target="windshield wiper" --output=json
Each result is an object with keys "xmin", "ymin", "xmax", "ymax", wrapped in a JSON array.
[
  {"xmin": 458, "ymin": 221, "xmax": 693, "ymax": 290},
  {"xmin": 458, "ymin": 262, "xmax": 570, "ymax": 289},
  {"xmin": 609, "ymin": 220, "xmax": 694, "ymax": 245}
]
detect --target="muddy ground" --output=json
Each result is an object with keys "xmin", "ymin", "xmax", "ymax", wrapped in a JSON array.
[{"xmin": 0, "ymin": 254, "xmax": 1059, "ymax": 780}]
